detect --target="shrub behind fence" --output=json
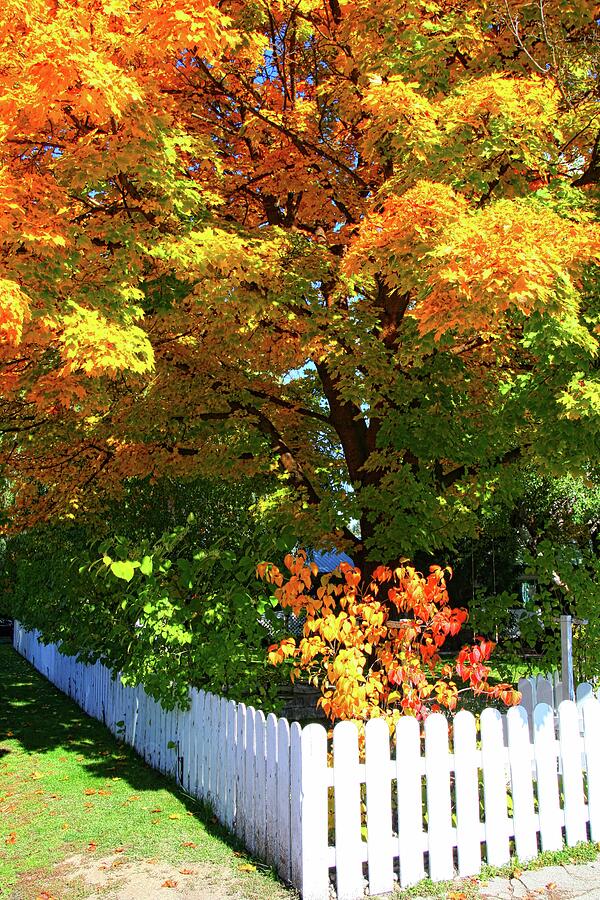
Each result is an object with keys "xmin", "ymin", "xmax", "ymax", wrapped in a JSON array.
[{"xmin": 13, "ymin": 623, "xmax": 600, "ymax": 900}]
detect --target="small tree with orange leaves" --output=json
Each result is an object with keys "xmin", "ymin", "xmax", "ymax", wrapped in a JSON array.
[{"xmin": 259, "ymin": 552, "xmax": 520, "ymax": 724}]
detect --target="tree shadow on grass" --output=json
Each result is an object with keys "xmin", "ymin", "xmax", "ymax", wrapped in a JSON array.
[{"xmin": 0, "ymin": 643, "xmax": 249, "ymax": 854}]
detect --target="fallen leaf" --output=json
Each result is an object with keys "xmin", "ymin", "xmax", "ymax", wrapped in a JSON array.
[
  {"xmin": 162, "ymin": 880, "xmax": 178, "ymax": 888},
  {"xmin": 114, "ymin": 847, "xmax": 125, "ymax": 853},
  {"xmin": 30, "ymin": 771, "xmax": 43, "ymax": 780},
  {"xmin": 181, "ymin": 841, "xmax": 197, "ymax": 848},
  {"xmin": 127, "ymin": 795, "xmax": 139, "ymax": 802},
  {"xmin": 546, "ymin": 885, "xmax": 557, "ymax": 891},
  {"xmin": 5, "ymin": 832, "xmax": 16, "ymax": 845},
  {"xmin": 87, "ymin": 841, "xmax": 97, "ymax": 852},
  {"xmin": 61, "ymin": 823, "xmax": 69, "ymax": 831},
  {"xmin": 146, "ymin": 858, "xmax": 159, "ymax": 864},
  {"xmin": 36, "ymin": 892, "xmax": 56, "ymax": 900},
  {"xmin": 179, "ymin": 869, "xmax": 196, "ymax": 875},
  {"xmin": 97, "ymin": 789, "xmax": 111, "ymax": 796},
  {"xmin": 34, "ymin": 789, "xmax": 45, "ymax": 795},
  {"xmin": 151, "ymin": 819, "xmax": 161, "ymax": 825},
  {"xmin": 168, "ymin": 813, "xmax": 181, "ymax": 820},
  {"xmin": 238, "ymin": 864, "xmax": 257, "ymax": 873},
  {"xmin": 150, "ymin": 808, "xmax": 162, "ymax": 813},
  {"xmin": 84, "ymin": 788, "xmax": 96, "ymax": 796}
]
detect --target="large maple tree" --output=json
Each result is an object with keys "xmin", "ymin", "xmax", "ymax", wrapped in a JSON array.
[{"xmin": 1, "ymin": 0, "xmax": 599, "ymax": 567}]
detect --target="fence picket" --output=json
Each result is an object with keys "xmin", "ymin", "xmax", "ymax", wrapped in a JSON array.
[
  {"xmin": 480, "ymin": 708, "xmax": 510, "ymax": 866},
  {"xmin": 254, "ymin": 710, "xmax": 267, "ymax": 859},
  {"xmin": 277, "ymin": 717, "xmax": 292, "ymax": 883},
  {"xmin": 255, "ymin": 710, "xmax": 267, "ymax": 861},
  {"xmin": 333, "ymin": 721, "xmax": 363, "ymax": 900},
  {"xmin": 365, "ymin": 718, "xmax": 394, "ymax": 894},
  {"xmin": 235, "ymin": 703, "xmax": 247, "ymax": 842},
  {"xmin": 533, "ymin": 703, "xmax": 562, "ymax": 851},
  {"xmin": 396, "ymin": 715, "xmax": 425, "ymax": 887},
  {"xmin": 583, "ymin": 699, "xmax": 600, "ymax": 841},
  {"xmin": 507, "ymin": 706, "xmax": 538, "ymax": 861},
  {"xmin": 225, "ymin": 699, "xmax": 237, "ymax": 830},
  {"xmin": 576, "ymin": 683, "xmax": 593, "ymax": 704},
  {"xmin": 290, "ymin": 722, "xmax": 303, "ymax": 890},
  {"xmin": 194, "ymin": 690, "xmax": 206, "ymax": 800},
  {"xmin": 454, "ymin": 710, "xmax": 481, "ymax": 876},
  {"xmin": 299, "ymin": 723, "xmax": 329, "ymax": 900},
  {"xmin": 265, "ymin": 713, "xmax": 278, "ymax": 869},
  {"xmin": 425, "ymin": 713, "xmax": 454, "ymax": 881},
  {"xmin": 217, "ymin": 697, "xmax": 228, "ymax": 823},
  {"xmin": 558, "ymin": 700, "xmax": 587, "ymax": 846},
  {"xmin": 518, "ymin": 678, "xmax": 535, "ymax": 725},
  {"xmin": 537, "ymin": 677, "xmax": 553, "ymax": 708},
  {"xmin": 245, "ymin": 706, "xmax": 257, "ymax": 855}
]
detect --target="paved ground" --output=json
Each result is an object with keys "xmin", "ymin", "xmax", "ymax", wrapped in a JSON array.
[{"xmin": 474, "ymin": 860, "xmax": 600, "ymax": 900}]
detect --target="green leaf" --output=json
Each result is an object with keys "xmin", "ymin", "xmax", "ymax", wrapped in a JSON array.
[
  {"xmin": 140, "ymin": 555, "xmax": 153, "ymax": 576},
  {"xmin": 110, "ymin": 560, "xmax": 137, "ymax": 582}
]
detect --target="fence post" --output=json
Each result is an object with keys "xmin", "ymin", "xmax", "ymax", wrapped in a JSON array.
[{"xmin": 561, "ymin": 614, "xmax": 575, "ymax": 703}]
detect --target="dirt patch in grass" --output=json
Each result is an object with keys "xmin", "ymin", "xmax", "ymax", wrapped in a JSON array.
[{"xmin": 9, "ymin": 852, "xmax": 288, "ymax": 900}]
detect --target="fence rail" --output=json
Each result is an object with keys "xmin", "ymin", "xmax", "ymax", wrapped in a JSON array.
[{"xmin": 13, "ymin": 624, "xmax": 600, "ymax": 900}]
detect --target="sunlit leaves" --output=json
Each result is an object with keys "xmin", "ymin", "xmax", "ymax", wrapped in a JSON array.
[
  {"xmin": 261, "ymin": 551, "xmax": 519, "ymax": 723},
  {"xmin": 58, "ymin": 305, "xmax": 155, "ymax": 377},
  {"xmin": 0, "ymin": 280, "xmax": 31, "ymax": 345}
]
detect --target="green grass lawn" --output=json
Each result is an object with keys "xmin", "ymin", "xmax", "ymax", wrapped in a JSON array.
[{"xmin": 0, "ymin": 641, "xmax": 293, "ymax": 899}]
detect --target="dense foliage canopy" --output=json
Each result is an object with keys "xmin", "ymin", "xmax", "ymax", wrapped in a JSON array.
[{"xmin": 1, "ymin": 0, "xmax": 599, "ymax": 564}]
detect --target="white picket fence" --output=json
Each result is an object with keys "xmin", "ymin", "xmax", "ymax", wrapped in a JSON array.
[
  {"xmin": 13, "ymin": 624, "xmax": 600, "ymax": 900},
  {"xmin": 518, "ymin": 672, "xmax": 598, "ymax": 721}
]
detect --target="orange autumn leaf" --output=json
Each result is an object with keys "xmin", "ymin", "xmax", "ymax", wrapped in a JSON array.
[{"xmin": 161, "ymin": 880, "xmax": 178, "ymax": 888}]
